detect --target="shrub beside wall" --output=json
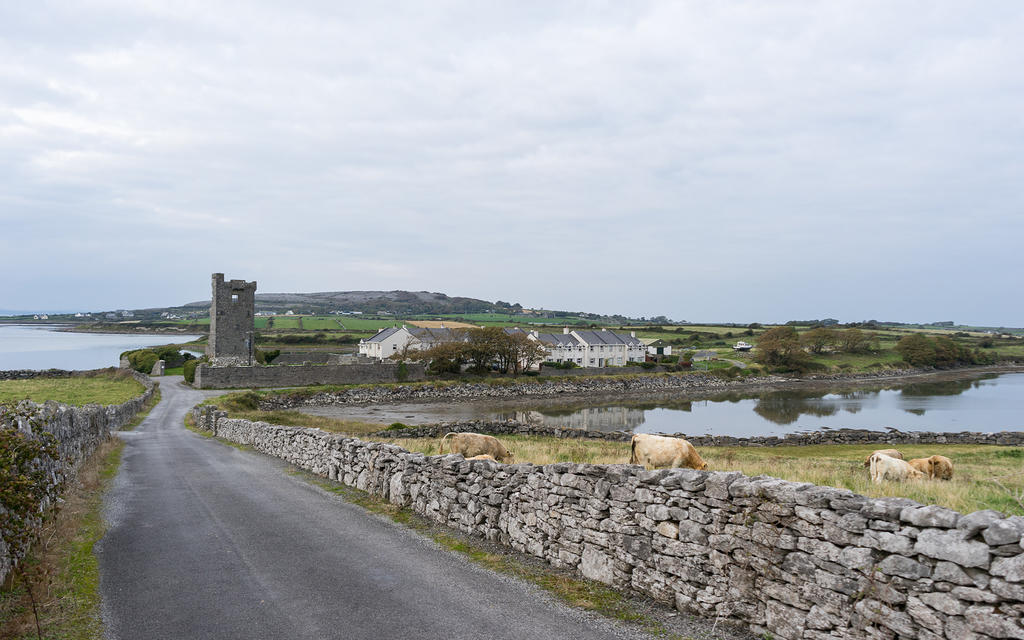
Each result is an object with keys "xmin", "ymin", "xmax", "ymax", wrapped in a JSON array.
[
  {"xmin": 194, "ymin": 410, "xmax": 1024, "ymax": 640},
  {"xmin": 0, "ymin": 371, "xmax": 154, "ymax": 585}
]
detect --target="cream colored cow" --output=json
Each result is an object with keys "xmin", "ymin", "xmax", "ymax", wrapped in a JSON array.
[
  {"xmin": 440, "ymin": 432, "xmax": 515, "ymax": 464},
  {"xmin": 629, "ymin": 434, "xmax": 708, "ymax": 470},
  {"xmin": 869, "ymin": 452, "xmax": 925, "ymax": 484}
]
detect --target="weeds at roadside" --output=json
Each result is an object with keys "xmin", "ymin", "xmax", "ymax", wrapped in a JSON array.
[{"xmin": 0, "ymin": 438, "xmax": 124, "ymax": 640}]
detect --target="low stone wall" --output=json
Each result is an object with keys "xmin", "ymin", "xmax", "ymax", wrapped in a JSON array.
[
  {"xmin": 0, "ymin": 368, "xmax": 96, "ymax": 381},
  {"xmin": 373, "ymin": 420, "xmax": 1024, "ymax": 448},
  {"xmin": 194, "ymin": 409, "xmax": 1024, "ymax": 640},
  {"xmin": 260, "ymin": 372, "xmax": 778, "ymax": 409},
  {"xmin": 272, "ymin": 352, "xmax": 334, "ymax": 365},
  {"xmin": 538, "ymin": 365, "xmax": 675, "ymax": 376},
  {"xmin": 194, "ymin": 362, "xmax": 427, "ymax": 389},
  {"xmin": 0, "ymin": 371, "xmax": 154, "ymax": 585}
]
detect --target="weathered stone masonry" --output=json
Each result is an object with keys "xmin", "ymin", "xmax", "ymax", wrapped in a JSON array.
[
  {"xmin": 194, "ymin": 362, "xmax": 427, "ymax": 389},
  {"xmin": 0, "ymin": 371, "xmax": 154, "ymax": 585},
  {"xmin": 194, "ymin": 409, "xmax": 1024, "ymax": 640}
]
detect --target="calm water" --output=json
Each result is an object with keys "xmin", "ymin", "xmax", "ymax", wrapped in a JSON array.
[
  {"xmin": 0, "ymin": 324, "xmax": 202, "ymax": 370},
  {"xmin": 302, "ymin": 372, "xmax": 1024, "ymax": 437}
]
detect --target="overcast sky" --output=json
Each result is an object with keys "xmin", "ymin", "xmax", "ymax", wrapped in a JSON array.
[{"xmin": 2, "ymin": 1, "xmax": 1022, "ymax": 325}]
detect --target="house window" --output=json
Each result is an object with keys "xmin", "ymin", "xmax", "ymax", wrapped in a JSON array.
[{"xmin": 589, "ymin": 358, "xmax": 595, "ymax": 364}]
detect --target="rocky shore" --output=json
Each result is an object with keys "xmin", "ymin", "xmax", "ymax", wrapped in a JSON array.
[{"xmin": 260, "ymin": 364, "xmax": 1024, "ymax": 412}]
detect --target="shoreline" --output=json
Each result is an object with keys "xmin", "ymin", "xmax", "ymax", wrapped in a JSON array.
[{"xmin": 273, "ymin": 362, "xmax": 1024, "ymax": 416}]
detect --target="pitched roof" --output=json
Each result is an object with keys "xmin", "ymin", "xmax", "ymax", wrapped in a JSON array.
[
  {"xmin": 572, "ymin": 330, "xmax": 643, "ymax": 346},
  {"xmin": 364, "ymin": 326, "xmax": 404, "ymax": 343}
]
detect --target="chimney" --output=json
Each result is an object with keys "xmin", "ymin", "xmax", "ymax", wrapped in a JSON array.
[
  {"xmin": 631, "ymin": 331, "xmax": 636, "ymax": 338},
  {"xmin": 563, "ymin": 327, "xmax": 570, "ymax": 334}
]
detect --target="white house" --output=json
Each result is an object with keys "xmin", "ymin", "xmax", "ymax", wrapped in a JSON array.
[
  {"xmin": 360, "ymin": 325, "xmax": 646, "ymax": 368},
  {"xmin": 643, "ymin": 339, "xmax": 673, "ymax": 357},
  {"xmin": 359, "ymin": 326, "xmax": 467, "ymax": 360},
  {"xmin": 520, "ymin": 327, "xmax": 646, "ymax": 367}
]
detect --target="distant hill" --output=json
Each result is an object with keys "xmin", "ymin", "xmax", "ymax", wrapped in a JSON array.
[{"xmin": 180, "ymin": 290, "xmax": 501, "ymax": 316}]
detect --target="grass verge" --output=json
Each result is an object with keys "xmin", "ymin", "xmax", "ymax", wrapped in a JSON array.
[
  {"xmin": 0, "ymin": 370, "xmax": 146, "ymax": 406},
  {"xmin": 120, "ymin": 383, "xmax": 160, "ymax": 431},
  {"xmin": 0, "ymin": 437, "xmax": 125, "ymax": 640}
]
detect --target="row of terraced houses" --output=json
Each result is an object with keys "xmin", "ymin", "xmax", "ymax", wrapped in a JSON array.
[{"xmin": 358, "ymin": 326, "xmax": 647, "ymax": 368}]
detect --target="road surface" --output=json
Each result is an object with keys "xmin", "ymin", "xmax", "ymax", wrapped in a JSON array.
[{"xmin": 96, "ymin": 377, "xmax": 656, "ymax": 640}]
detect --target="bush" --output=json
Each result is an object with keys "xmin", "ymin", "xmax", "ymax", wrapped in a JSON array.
[
  {"xmin": 542, "ymin": 361, "xmax": 578, "ymax": 370},
  {"xmin": 255, "ymin": 349, "xmax": 281, "ymax": 365},
  {"xmin": 221, "ymin": 391, "xmax": 261, "ymax": 411},
  {"xmin": 639, "ymin": 361, "xmax": 657, "ymax": 370},
  {"xmin": 124, "ymin": 349, "xmax": 159, "ymax": 374},
  {"xmin": 0, "ymin": 405, "xmax": 63, "ymax": 577},
  {"xmin": 183, "ymin": 357, "xmax": 208, "ymax": 384}
]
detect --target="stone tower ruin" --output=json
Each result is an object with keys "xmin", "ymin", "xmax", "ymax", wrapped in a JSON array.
[{"xmin": 207, "ymin": 273, "xmax": 257, "ymax": 365}]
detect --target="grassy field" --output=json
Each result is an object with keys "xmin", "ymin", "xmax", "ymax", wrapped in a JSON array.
[
  {"xmin": 0, "ymin": 371, "xmax": 145, "ymax": 406},
  {"xmin": 203, "ymin": 393, "xmax": 1023, "ymax": 516},
  {"xmin": 378, "ymin": 436, "xmax": 1024, "ymax": 516},
  {"xmin": 299, "ymin": 316, "xmax": 346, "ymax": 330},
  {"xmin": 268, "ymin": 316, "xmax": 302, "ymax": 330}
]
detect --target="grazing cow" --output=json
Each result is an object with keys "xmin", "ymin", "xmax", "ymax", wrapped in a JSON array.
[
  {"xmin": 629, "ymin": 434, "xmax": 708, "ymax": 470},
  {"xmin": 869, "ymin": 452, "xmax": 925, "ymax": 484},
  {"xmin": 863, "ymin": 449, "xmax": 904, "ymax": 467},
  {"xmin": 908, "ymin": 455, "xmax": 954, "ymax": 480},
  {"xmin": 440, "ymin": 432, "xmax": 515, "ymax": 464},
  {"xmin": 465, "ymin": 454, "xmax": 496, "ymax": 462}
]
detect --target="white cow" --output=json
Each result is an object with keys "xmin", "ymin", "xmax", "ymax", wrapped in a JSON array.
[{"xmin": 869, "ymin": 452, "xmax": 925, "ymax": 485}]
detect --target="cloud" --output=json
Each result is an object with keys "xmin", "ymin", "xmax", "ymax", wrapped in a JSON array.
[{"xmin": 0, "ymin": 1, "xmax": 1022, "ymax": 323}]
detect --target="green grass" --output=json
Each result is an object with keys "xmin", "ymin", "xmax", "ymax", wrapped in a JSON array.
[
  {"xmin": 163, "ymin": 366, "xmax": 184, "ymax": 376},
  {"xmin": 0, "ymin": 438, "xmax": 125, "ymax": 639},
  {"xmin": 329, "ymin": 316, "xmax": 397, "ymax": 331},
  {"xmin": 299, "ymin": 316, "xmax": 347, "ymax": 330},
  {"xmin": 0, "ymin": 370, "xmax": 145, "ymax": 406},
  {"xmin": 254, "ymin": 317, "xmax": 271, "ymax": 329},
  {"xmin": 268, "ymin": 316, "xmax": 302, "ymax": 329}
]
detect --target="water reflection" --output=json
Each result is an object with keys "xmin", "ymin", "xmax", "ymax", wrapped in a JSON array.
[{"xmin": 479, "ymin": 373, "xmax": 1023, "ymax": 435}]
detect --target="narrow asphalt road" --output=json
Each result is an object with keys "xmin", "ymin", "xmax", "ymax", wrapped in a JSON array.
[{"xmin": 97, "ymin": 378, "xmax": 652, "ymax": 640}]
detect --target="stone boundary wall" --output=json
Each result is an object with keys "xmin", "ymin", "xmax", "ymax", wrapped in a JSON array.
[
  {"xmin": 0, "ymin": 368, "xmax": 97, "ymax": 381},
  {"xmin": 0, "ymin": 370, "xmax": 154, "ymax": 585},
  {"xmin": 372, "ymin": 420, "xmax": 1024, "ymax": 448},
  {"xmin": 194, "ymin": 362, "xmax": 427, "ymax": 389},
  {"xmin": 537, "ymin": 365, "xmax": 675, "ymax": 376},
  {"xmin": 259, "ymin": 372, "xmax": 785, "ymax": 409},
  {"xmin": 193, "ymin": 409, "xmax": 1024, "ymax": 640}
]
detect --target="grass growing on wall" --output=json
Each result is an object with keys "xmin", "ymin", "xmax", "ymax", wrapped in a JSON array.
[
  {"xmin": 0, "ymin": 370, "xmax": 145, "ymax": 406},
  {"xmin": 379, "ymin": 435, "xmax": 1024, "ymax": 516},
  {"xmin": 0, "ymin": 438, "xmax": 125, "ymax": 640}
]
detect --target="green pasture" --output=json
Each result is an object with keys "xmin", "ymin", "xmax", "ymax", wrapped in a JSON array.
[{"xmin": 0, "ymin": 371, "xmax": 146, "ymax": 406}]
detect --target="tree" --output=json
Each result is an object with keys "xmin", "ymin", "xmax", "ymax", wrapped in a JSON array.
[
  {"xmin": 754, "ymin": 326, "xmax": 809, "ymax": 371},
  {"xmin": 801, "ymin": 327, "xmax": 836, "ymax": 354},
  {"xmin": 837, "ymin": 328, "xmax": 876, "ymax": 354},
  {"xmin": 408, "ymin": 341, "xmax": 467, "ymax": 374},
  {"xmin": 895, "ymin": 334, "xmax": 937, "ymax": 366},
  {"xmin": 464, "ymin": 327, "xmax": 504, "ymax": 372},
  {"xmin": 498, "ymin": 332, "xmax": 548, "ymax": 374}
]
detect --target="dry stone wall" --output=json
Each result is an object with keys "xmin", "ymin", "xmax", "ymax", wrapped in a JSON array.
[
  {"xmin": 0, "ymin": 371, "xmax": 154, "ymax": 585},
  {"xmin": 194, "ymin": 362, "xmax": 426, "ymax": 388},
  {"xmin": 194, "ymin": 409, "xmax": 1024, "ymax": 640},
  {"xmin": 259, "ymin": 372, "xmax": 774, "ymax": 409},
  {"xmin": 374, "ymin": 420, "xmax": 1024, "ymax": 448}
]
